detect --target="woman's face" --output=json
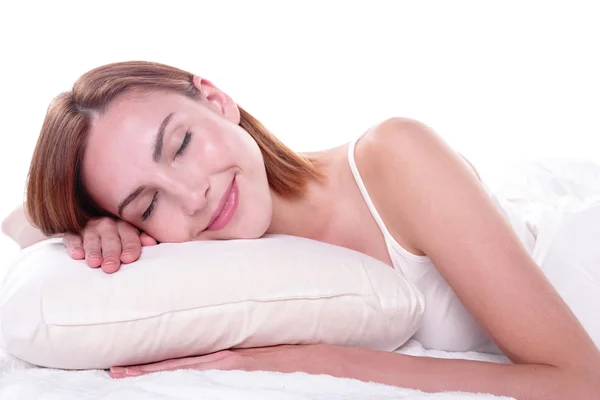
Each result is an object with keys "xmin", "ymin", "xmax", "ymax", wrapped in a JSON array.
[{"xmin": 82, "ymin": 78, "xmax": 273, "ymax": 243}]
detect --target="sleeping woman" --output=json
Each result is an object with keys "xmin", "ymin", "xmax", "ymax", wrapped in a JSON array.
[{"xmin": 4, "ymin": 61, "xmax": 599, "ymax": 399}]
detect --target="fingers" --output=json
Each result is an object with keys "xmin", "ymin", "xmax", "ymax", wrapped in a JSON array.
[
  {"xmin": 143, "ymin": 352, "xmax": 232, "ymax": 371},
  {"xmin": 234, "ymin": 345, "xmax": 296, "ymax": 354},
  {"xmin": 140, "ymin": 232, "xmax": 158, "ymax": 247},
  {"xmin": 109, "ymin": 358, "xmax": 202, "ymax": 378},
  {"xmin": 68, "ymin": 217, "xmax": 152, "ymax": 273},
  {"xmin": 109, "ymin": 348, "xmax": 283, "ymax": 379},
  {"xmin": 95, "ymin": 219, "xmax": 122, "ymax": 274},
  {"xmin": 82, "ymin": 229, "xmax": 103, "ymax": 269},
  {"xmin": 63, "ymin": 233, "xmax": 85, "ymax": 260},
  {"xmin": 109, "ymin": 351, "xmax": 237, "ymax": 379},
  {"xmin": 116, "ymin": 220, "xmax": 142, "ymax": 264}
]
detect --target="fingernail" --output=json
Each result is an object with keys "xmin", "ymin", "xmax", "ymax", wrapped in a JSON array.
[
  {"xmin": 73, "ymin": 247, "xmax": 84, "ymax": 253},
  {"xmin": 121, "ymin": 251, "xmax": 134, "ymax": 260},
  {"xmin": 103, "ymin": 260, "xmax": 115, "ymax": 266},
  {"xmin": 110, "ymin": 367, "xmax": 125, "ymax": 373},
  {"xmin": 125, "ymin": 368, "xmax": 141, "ymax": 376},
  {"xmin": 87, "ymin": 252, "xmax": 101, "ymax": 260}
]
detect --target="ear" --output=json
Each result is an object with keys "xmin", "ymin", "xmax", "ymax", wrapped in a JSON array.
[{"xmin": 192, "ymin": 76, "xmax": 241, "ymax": 124}]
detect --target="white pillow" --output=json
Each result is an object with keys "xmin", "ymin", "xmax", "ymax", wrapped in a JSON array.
[{"xmin": 0, "ymin": 234, "xmax": 424, "ymax": 370}]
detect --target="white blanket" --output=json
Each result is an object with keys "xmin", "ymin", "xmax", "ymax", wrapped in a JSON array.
[{"xmin": 0, "ymin": 340, "xmax": 512, "ymax": 400}]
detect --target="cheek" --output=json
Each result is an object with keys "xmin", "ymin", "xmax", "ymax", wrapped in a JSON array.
[
  {"xmin": 145, "ymin": 221, "xmax": 187, "ymax": 243},
  {"xmin": 205, "ymin": 124, "xmax": 264, "ymax": 169},
  {"xmin": 142, "ymin": 207, "xmax": 190, "ymax": 243},
  {"xmin": 194, "ymin": 132, "xmax": 237, "ymax": 172}
]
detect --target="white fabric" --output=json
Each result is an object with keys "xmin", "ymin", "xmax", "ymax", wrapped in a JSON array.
[
  {"xmin": 0, "ymin": 340, "xmax": 512, "ymax": 400},
  {"xmin": 0, "ymin": 234, "xmax": 425, "ymax": 370},
  {"xmin": 348, "ymin": 137, "xmax": 600, "ymax": 354}
]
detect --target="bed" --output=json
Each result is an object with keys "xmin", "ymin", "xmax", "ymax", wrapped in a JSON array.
[
  {"xmin": 0, "ymin": 339, "xmax": 512, "ymax": 400},
  {"xmin": 2, "ymin": 158, "xmax": 599, "ymax": 400}
]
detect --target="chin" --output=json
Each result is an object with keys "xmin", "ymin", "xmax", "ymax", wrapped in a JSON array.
[{"xmin": 233, "ymin": 216, "xmax": 270, "ymax": 240}]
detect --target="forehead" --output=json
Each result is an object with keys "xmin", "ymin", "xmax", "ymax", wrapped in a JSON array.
[
  {"xmin": 82, "ymin": 90, "xmax": 186, "ymax": 213},
  {"xmin": 94, "ymin": 90, "xmax": 185, "ymax": 134}
]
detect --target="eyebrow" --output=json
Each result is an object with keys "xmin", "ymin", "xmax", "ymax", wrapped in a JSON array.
[
  {"xmin": 118, "ymin": 185, "xmax": 145, "ymax": 217},
  {"xmin": 153, "ymin": 112, "xmax": 175, "ymax": 162},
  {"xmin": 117, "ymin": 112, "xmax": 175, "ymax": 217}
]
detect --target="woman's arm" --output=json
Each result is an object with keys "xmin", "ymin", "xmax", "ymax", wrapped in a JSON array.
[
  {"xmin": 353, "ymin": 117, "xmax": 600, "ymax": 397},
  {"xmin": 112, "ymin": 341, "xmax": 596, "ymax": 398}
]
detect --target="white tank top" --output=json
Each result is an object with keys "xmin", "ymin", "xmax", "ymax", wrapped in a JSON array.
[{"xmin": 347, "ymin": 134, "xmax": 551, "ymax": 354}]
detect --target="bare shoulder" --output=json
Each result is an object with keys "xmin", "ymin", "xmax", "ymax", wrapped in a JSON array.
[
  {"xmin": 352, "ymin": 117, "xmax": 438, "ymax": 255},
  {"xmin": 354, "ymin": 116, "xmax": 437, "ymax": 164},
  {"xmin": 357, "ymin": 117, "xmax": 480, "ymax": 178},
  {"xmin": 362, "ymin": 116, "xmax": 435, "ymax": 144},
  {"xmin": 353, "ymin": 117, "xmax": 481, "ymax": 253}
]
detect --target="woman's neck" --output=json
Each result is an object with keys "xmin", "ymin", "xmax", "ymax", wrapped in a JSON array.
[
  {"xmin": 265, "ymin": 147, "xmax": 343, "ymax": 243},
  {"xmin": 266, "ymin": 183, "xmax": 331, "ymax": 242}
]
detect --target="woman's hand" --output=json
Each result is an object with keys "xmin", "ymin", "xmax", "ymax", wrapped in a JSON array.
[
  {"xmin": 109, "ymin": 344, "xmax": 338, "ymax": 379},
  {"xmin": 63, "ymin": 217, "xmax": 157, "ymax": 273}
]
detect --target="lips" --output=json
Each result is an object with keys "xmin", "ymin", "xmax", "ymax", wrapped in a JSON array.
[{"xmin": 205, "ymin": 176, "xmax": 239, "ymax": 231}]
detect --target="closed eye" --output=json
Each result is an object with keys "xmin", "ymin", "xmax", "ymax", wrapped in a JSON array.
[
  {"xmin": 142, "ymin": 192, "xmax": 158, "ymax": 221},
  {"xmin": 174, "ymin": 131, "xmax": 192, "ymax": 159}
]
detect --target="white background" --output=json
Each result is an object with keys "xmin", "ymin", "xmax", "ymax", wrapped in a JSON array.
[{"xmin": 1, "ymin": 0, "xmax": 599, "ymax": 262}]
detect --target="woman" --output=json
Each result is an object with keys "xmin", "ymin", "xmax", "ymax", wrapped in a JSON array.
[{"xmin": 8, "ymin": 61, "xmax": 600, "ymax": 398}]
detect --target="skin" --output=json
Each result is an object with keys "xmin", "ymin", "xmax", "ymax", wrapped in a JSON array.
[{"xmin": 60, "ymin": 77, "xmax": 600, "ymax": 398}]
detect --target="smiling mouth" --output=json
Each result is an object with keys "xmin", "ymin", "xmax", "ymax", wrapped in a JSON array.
[{"xmin": 204, "ymin": 176, "xmax": 239, "ymax": 232}]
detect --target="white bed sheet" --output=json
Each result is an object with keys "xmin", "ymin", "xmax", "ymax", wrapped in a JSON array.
[{"xmin": 0, "ymin": 340, "xmax": 512, "ymax": 400}]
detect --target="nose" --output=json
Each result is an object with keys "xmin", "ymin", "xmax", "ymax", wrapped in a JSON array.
[
  {"xmin": 161, "ymin": 174, "xmax": 210, "ymax": 216},
  {"xmin": 180, "ymin": 184, "xmax": 209, "ymax": 216}
]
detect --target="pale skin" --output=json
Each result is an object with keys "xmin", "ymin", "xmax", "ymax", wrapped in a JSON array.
[{"xmin": 8, "ymin": 77, "xmax": 600, "ymax": 398}]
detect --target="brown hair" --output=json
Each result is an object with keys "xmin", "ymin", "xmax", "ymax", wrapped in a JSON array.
[{"xmin": 26, "ymin": 61, "xmax": 323, "ymax": 235}]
